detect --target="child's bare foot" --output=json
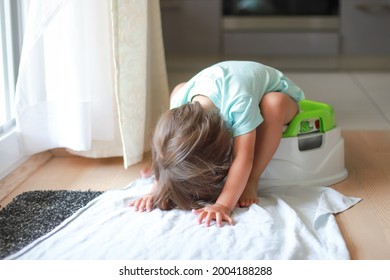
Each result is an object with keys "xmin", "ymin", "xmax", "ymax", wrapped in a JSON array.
[
  {"xmin": 238, "ymin": 183, "xmax": 258, "ymax": 207},
  {"xmin": 140, "ymin": 166, "xmax": 154, "ymax": 178}
]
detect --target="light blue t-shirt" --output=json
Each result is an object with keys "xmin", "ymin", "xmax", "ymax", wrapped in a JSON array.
[{"xmin": 170, "ymin": 61, "xmax": 305, "ymax": 137}]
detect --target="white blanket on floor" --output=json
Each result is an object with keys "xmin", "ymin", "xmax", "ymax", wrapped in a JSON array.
[{"xmin": 7, "ymin": 178, "xmax": 361, "ymax": 260}]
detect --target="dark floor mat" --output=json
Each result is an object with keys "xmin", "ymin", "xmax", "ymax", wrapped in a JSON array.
[{"xmin": 0, "ymin": 190, "xmax": 103, "ymax": 259}]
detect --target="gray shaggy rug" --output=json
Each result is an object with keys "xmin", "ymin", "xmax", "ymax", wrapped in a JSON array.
[{"xmin": 0, "ymin": 190, "xmax": 103, "ymax": 259}]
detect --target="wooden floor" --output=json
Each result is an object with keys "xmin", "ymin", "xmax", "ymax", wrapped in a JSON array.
[
  {"xmin": 332, "ymin": 131, "xmax": 390, "ymax": 259},
  {"xmin": 1, "ymin": 131, "xmax": 389, "ymax": 260}
]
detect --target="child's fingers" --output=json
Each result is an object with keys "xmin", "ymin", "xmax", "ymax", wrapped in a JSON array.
[
  {"xmin": 133, "ymin": 198, "xmax": 146, "ymax": 212},
  {"xmin": 132, "ymin": 199, "xmax": 140, "ymax": 211},
  {"xmin": 145, "ymin": 197, "xmax": 153, "ymax": 212},
  {"xmin": 194, "ymin": 208, "xmax": 233, "ymax": 227},
  {"xmin": 129, "ymin": 197, "xmax": 142, "ymax": 209},
  {"xmin": 205, "ymin": 212, "xmax": 214, "ymax": 227},
  {"xmin": 224, "ymin": 213, "xmax": 234, "ymax": 226},
  {"xmin": 196, "ymin": 210, "xmax": 207, "ymax": 225},
  {"xmin": 129, "ymin": 195, "xmax": 154, "ymax": 212},
  {"xmin": 138, "ymin": 199, "xmax": 148, "ymax": 212},
  {"xmin": 216, "ymin": 212, "xmax": 223, "ymax": 227},
  {"xmin": 216, "ymin": 212, "xmax": 234, "ymax": 227}
]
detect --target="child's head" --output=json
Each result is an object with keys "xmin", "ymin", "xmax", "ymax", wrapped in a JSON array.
[{"xmin": 151, "ymin": 101, "xmax": 232, "ymax": 210}]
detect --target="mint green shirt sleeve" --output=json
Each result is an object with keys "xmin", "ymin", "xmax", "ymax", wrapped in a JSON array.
[{"xmin": 227, "ymin": 96, "xmax": 263, "ymax": 137}]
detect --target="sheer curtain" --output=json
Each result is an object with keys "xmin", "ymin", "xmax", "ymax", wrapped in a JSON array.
[{"xmin": 15, "ymin": 0, "xmax": 169, "ymax": 167}]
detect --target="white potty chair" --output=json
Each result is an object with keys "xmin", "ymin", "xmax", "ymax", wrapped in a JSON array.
[{"xmin": 261, "ymin": 100, "xmax": 348, "ymax": 187}]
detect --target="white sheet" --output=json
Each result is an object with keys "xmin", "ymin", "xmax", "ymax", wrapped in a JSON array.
[{"xmin": 7, "ymin": 178, "xmax": 361, "ymax": 260}]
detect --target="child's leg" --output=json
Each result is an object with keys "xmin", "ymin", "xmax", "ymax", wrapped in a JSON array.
[{"xmin": 239, "ymin": 92, "xmax": 299, "ymax": 207}]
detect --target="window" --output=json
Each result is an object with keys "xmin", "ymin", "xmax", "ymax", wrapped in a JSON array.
[{"xmin": 0, "ymin": 0, "xmax": 26, "ymax": 179}]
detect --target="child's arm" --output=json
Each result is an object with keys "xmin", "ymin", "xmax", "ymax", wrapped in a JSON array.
[{"xmin": 193, "ymin": 130, "xmax": 256, "ymax": 227}]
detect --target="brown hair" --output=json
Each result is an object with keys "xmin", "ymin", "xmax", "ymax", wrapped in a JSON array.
[{"xmin": 151, "ymin": 102, "xmax": 232, "ymax": 210}]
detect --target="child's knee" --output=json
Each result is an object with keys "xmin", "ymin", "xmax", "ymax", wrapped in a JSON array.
[
  {"xmin": 260, "ymin": 93, "xmax": 287, "ymax": 123},
  {"xmin": 261, "ymin": 92, "xmax": 298, "ymax": 125}
]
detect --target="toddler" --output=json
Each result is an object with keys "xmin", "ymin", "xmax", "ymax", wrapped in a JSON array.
[{"xmin": 129, "ymin": 61, "xmax": 305, "ymax": 227}]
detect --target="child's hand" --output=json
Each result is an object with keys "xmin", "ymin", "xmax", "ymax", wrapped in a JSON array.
[
  {"xmin": 192, "ymin": 203, "xmax": 234, "ymax": 227},
  {"xmin": 129, "ymin": 194, "xmax": 154, "ymax": 212}
]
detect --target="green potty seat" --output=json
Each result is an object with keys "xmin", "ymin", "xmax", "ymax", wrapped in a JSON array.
[{"xmin": 282, "ymin": 100, "xmax": 335, "ymax": 138}]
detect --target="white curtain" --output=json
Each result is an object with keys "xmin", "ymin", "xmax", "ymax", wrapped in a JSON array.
[{"xmin": 15, "ymin": 0, "xmax": 169, "ymax": 167}]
